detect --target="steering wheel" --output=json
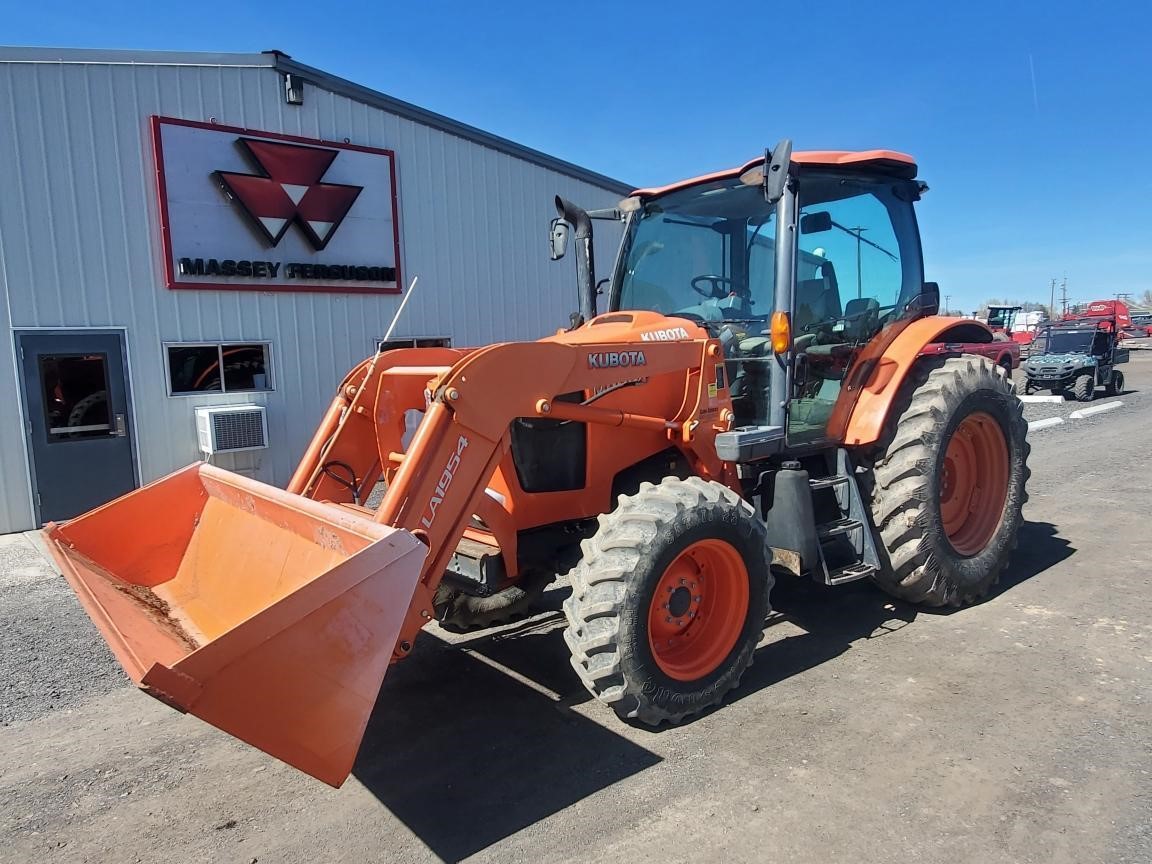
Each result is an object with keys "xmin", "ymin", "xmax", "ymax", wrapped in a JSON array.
[{"xmin": 691, "ymin": 274, "xmax": 736, "ymax": 299}]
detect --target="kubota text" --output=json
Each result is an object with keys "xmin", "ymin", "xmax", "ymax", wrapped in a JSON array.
[
  {"xmin": 640, "ymin": 327, "xmax": 691, "ymax": 342},
  {"xmin": 588, "ymin": 350, "xmax": 647, "ymax": 369}
]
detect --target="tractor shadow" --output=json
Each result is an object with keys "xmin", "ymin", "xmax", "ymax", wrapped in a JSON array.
[
  {"xmin": 351, "ymin": 611, "xmax": 657, "ymax": 863},
  {"xmin": 730, "ymin": 519, "xmax": 1075, "ymax": 704},
  {"xmin": 350, "ymin": 522, "xmax": 1072, "ymax": 860}
]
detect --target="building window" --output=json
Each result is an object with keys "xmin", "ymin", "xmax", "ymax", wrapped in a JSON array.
[
  {"xmin": 166, "ymin": 343, "xmax": 272, "ymax": 395},
  {"xmin": 374, "ymin": 336, "xmax": 453, "ymax": 352},
  {"xmin": 40, "ymin": 353, "xmax": 113, "ymax": 440}
]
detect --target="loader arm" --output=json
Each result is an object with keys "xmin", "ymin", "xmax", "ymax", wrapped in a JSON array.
[
  {"xmin": 372, "ymin": 335, "xmax": 727, "ymax": 656},
  {"xmin": 287, "ymin": 346, "xmax": 471, "ymax": 503}
]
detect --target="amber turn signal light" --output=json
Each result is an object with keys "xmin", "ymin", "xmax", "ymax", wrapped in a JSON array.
[{"xmin": 770, "ymin": 311, "xmax": 791, "ymax": 354}]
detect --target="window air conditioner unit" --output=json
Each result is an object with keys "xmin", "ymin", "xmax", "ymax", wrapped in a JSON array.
[{"xmin": 195, "ymin": 405, "xmax": 268, "ymax": 454}]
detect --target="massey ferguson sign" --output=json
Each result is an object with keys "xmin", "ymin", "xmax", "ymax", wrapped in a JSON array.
[{"xmin": 152, "ymin": 116, "xmax": 400, "ymax": 293}]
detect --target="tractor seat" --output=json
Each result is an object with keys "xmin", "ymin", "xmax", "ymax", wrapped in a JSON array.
[
  {"xmin": 807, "ymin": 297, "xmax": 881, "ymax": 355},
  {"xmin": 801, "ymin": 298, "xmax": 881, "ymax": 379}
]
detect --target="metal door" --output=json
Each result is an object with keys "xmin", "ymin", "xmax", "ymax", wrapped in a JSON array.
[{"xmin": 17, "ymin": 331, "xmax": 137, "ymax": 524}]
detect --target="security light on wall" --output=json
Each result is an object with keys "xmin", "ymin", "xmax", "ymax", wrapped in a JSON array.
[{"xmin": 284, "ymin": 73, "xmax": 304, "ymax": 106}]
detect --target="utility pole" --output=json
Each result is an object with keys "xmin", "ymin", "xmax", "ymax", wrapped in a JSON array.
[
  {"xmin": 1116, "ymin": 292, "xmax": 1132, "ymax": 302},
  {"xmin": 944, "ymin": 294, "xmax": 951, "ymax": 316},
  {"xmin": 1049, "ymin": 277, "xmax": 1057, "ymax": 319},
  {"xmin": 1059, "ymin": 275, "xmax": 1069, "ymax": 318}
]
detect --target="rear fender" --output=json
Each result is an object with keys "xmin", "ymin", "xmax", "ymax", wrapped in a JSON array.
[{"xmin": 829, "ymin": 317, "xmax": 994, "ymax": 447}]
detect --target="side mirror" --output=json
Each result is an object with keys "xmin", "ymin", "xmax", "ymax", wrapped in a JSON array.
[
  {"xmin": 739, "ymin": 138, "xmax": 793, "ymax": 204},
  {"xmin": 906, "ymin": 281, "xmax": 940, "ymax": 317},
  {"xmin": 800, "ymin": 211, "xmax": 832, "ymax": 234},
  {"xmin": 549, "ymin": 217, "xmax": 570, "ymax": 261},
  {"xmin": 763, "ymin": 138, "xmax": 793, "ymax": 204}
]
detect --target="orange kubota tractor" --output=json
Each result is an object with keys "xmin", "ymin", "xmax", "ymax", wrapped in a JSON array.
[{"xmin": 46, "ymin": 141, "xmax": 1029, "ymax": 787}]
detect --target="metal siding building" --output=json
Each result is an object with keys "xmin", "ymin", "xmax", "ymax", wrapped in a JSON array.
[{"xmin": 0, "ymin": 47, "xmax": 629, "ymax": 533}]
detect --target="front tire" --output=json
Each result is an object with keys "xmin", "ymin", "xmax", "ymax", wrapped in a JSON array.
[
  {"xmin": 865, "ymin": 356, "xmax": 1029, "ymax": 607},
  {"xmin": 1106, "ymin": 370, "xmax": 1125, "ymax": 396},
  {"xmin": 1072, "ymin": 373, "xmax": 1095, "ymax": 402},
  {"xmin": 563, "ymin": 476, "xmax": 771, "ymax": 725}
]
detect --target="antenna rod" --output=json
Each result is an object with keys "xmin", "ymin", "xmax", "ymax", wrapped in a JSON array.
[{"xmin": 382, "ymin": 275, "xmax": 420, "ymax": 345}]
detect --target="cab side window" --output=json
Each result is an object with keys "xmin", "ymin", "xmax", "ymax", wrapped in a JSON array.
[
  {"xmin": 786, "ymin": 176, "xmax": 923, "ymax": 446},
  {"xmin": 796, "ymin": 177, "xmax": 923, "ymax": 342}
]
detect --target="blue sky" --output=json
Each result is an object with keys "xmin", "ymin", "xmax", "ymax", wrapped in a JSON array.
[{"xmin": 7, "ymin": 0, "xmax": 1151, "ymax": 313}]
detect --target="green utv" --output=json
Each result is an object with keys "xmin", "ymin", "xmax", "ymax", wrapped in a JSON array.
[{"xmin": 1020, "ymin": 320, "xmax": 1128, "ymax": 401}]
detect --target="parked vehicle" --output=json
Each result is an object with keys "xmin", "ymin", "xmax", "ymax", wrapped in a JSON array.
[
  {"xmin": 43, "ymin": 142, "xmax": 1029, "ymax": 788},
  {"xmin": 1126, "ymin": 312, "xmax": 1152, "ymax": 338},
  {"xmin": 1022, "ymin": 319, "xmax": 1128, "ymax": 400},
  {"xmin": 986, "ymin": 304, "xmax": 1039, "ymax": 351}
]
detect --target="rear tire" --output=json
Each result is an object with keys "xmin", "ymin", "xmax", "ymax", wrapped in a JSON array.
[
  {"xmin": 864, "ymin": 356, "xmax": 1029, "ymax": 607},
  {"xmin": 436, "ymin": 568, "xmax": 552, "ymax": 633},
  {"xmin": 1106, "ymin": 370, "xmax": 1125, "ymax": 396},
  {"xmin": 563, "ymin": 476, "xmax": 771, "ymax": 725},
  {"xmin": 1072, "ymin": 373, "xmax": 1095, "ymax": 402}
]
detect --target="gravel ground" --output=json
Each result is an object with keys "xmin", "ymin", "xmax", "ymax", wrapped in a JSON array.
[
  {"xmin": 1, "ymin": 354, "xmax": 1150, "ymax": 864},
  {"xmin": 0, "ymin": 534, "xmax": 124, "ymax": 726}
]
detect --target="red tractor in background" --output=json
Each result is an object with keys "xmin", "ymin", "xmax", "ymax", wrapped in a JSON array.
[{"xmin": 988, "ymin": 304, "xmax": 1037, "ymax": 350}]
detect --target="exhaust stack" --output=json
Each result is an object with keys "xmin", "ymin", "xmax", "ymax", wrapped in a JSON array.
[{"xmin": 555, "ymin": 196, "xmax": 597, "ymax": 324}]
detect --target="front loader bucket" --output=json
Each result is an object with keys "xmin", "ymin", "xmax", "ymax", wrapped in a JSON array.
[{"xmin": 43, "ymin": 463, "xmax": 427, "ymax": 787}]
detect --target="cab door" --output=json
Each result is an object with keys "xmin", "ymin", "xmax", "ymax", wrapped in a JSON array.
[{"xmin": 786, "ymin": 174, "xmax": 924, "ymax": 447}]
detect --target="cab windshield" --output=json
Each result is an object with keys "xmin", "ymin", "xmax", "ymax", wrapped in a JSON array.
[
  {"xmin": 614, "ymin": 179, "xmax": 783, "ymax": 327},
  {"xmin": 614, "ymin": 174, "xmax": 926, "ymax": 330}
]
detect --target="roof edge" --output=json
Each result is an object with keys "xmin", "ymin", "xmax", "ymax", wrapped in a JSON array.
[
  {"xmin": 631, "ymin": 149, "xmax": 919, "ymax": 198},
  {"xmin": 274, "ymin": 55, "xmax": 632, "ymax": 195},
  {"xmin": 0, "ymin": 46, "xmax": 276, "ymax": 67},
  {"xmin": 0, "ymin": 46, "xmax": 633, "ymax": 195}
]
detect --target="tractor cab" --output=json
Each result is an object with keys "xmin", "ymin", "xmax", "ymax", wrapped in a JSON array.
[
  {"xmin": 605, "ymin": 151, "xmax": 931, "ymax": 448},
  {"xmin": 987, "ymin": 305, "xmax": 1022, "ymax": 337}
]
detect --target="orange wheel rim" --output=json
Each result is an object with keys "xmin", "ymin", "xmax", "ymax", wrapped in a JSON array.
[
  {"xmin": 647, "ymin": 539, "xmax": 749, "ymax": 681},
  {"xmin": 939, "ymin": 411, "xmax": 1010, "ymax": 556}
]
